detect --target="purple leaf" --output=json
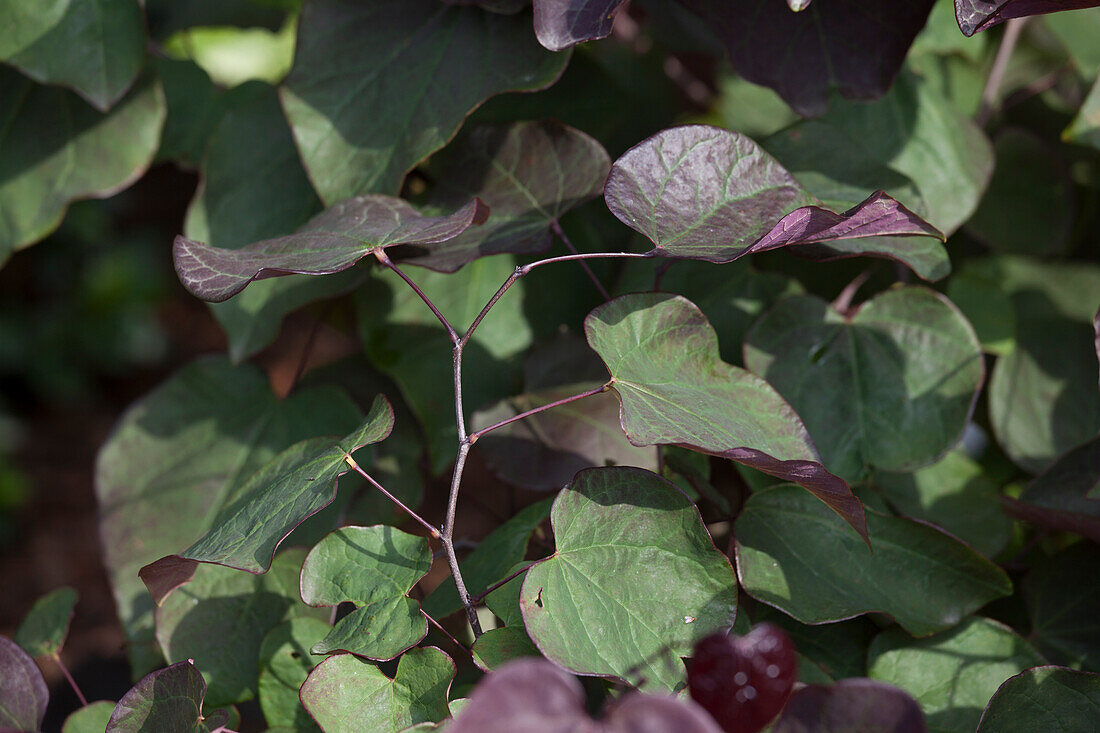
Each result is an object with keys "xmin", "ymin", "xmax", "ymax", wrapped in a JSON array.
[
  {"xmin": 401, "ymin": 121, "xmax": 610, "ymax": 273},
  {"xmin": 676, "ymin": 1, "xmax": 935, "ymax": 116},
  {"xmin": 772, "ymin": 678, "xmax": 927, "ymax": 732},
  {"xmin": 0, "ymin": 636, "xmax": 48, "ymax": 733},
  {"xmin": 604, "ymin": 126, "xmax": 941, "ymax": 265},
  {"xmin": 954, "ymin": 1, "xmax": 1100, "ymax": 36},
  {"xmin": 106, "ymin": 660, "xmax": 207, "ymax": 733},
  {"xmin": 173, "ymin": 196, "xmax": 488, "ymax": 302},
  {"xmin": 449, "ymin": 658, "xmax": 724, "ymax": 732},
  {"xmin": 533, "ymin": 0, "xmax": 629, "ymax": 50}
]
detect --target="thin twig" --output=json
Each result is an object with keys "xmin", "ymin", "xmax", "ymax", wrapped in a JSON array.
[
  {"xmin": 468, "ymin": 383, "xmax": 610, "ymax": 443},
  {"xmin": 376, "ymin": 251, "xmax": 458, "ymax": 345},
  {"xmin": 551, "ymin": 220, "xmax": 611, "ymax": 301},
  {"xmin": 442, "ymin": 443, "xmax": 483, "ymax": 636},
  {"xmin": 423, "ymin": 611, "xmax": 472, "ymax": 658},
  {"xmin": 53, "ymin": 654, "xmax": 87, "ymax": 707},
  {"xmin": 977, "ymin": 18, "xmax": 1028, "ymax": 125},
  {"xmin": 470, "ymin": 561, "xmax": 542, "ymax": 603},
  {"xmin": 344, "ymin": 454, "xmax": 441, "ymax": 538}
]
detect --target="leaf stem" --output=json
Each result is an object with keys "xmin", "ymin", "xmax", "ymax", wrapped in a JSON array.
[
  {"xmin": 467, "ymin": 383, "xmax": 611, "ymax": 443},
  {"xmin": 376, "ymin": 251, "xmax": 459, "ymax": 345},
  {"xmin": 551, "ymin": 219, "xmax": 611, "ymax": 302},
  {"xmin": 470, "ymin": 560, "xmax": 542, "ymax": 604},
  {"xmin": 423, "ymin": 610, "xmax": 472, "ymax": 658},
  {"xmin": 977, "ymin": 18, "xmax": 1028, "ymax": 125},
  {"xmin": 53, "ymin": 653, "xmax": 88, "ymax": 707},
  {"xmin": 344, "ymin": 454, "xmax": 441, "ymax": 539}
]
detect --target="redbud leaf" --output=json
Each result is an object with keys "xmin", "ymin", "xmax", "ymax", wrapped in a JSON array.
[
  {"xmin": 532, "ymin": 0, "xmax": 629, "ymax": 50},
  {"xmin": 0, "ymin": 636, "xmax": 48, "ymax": 733},
  {"xmin": 772, "ymin": 678, "xmax": 927, "ymax": 733},
  {"xmin": 976, "ymin": 666, "xmax": 1100, "ymax": 731},
  {"xmin": 106, "ymin": 660, "xmax": 206, "ymax": 733},
  {"xmin": 955, "ymin": 0, "xmax": 1100, "ymax": 36},
  {"xmin": 14, "ymin": 586, "xmax": 78, "ymax": 658}
]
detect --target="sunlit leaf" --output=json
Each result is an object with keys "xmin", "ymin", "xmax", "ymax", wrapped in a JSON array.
[
  {"xmin": 14, "ymin": 586, "xmax": 78, "ymax": 658},
  {"xmin": 743, "ymin": 288, "xmax": 984, "ymax": 482},
  {"xmin": 106, "ymin": 660, "xmax": 206, "ymax": 733},
  {"xmin": 955, "ymin": 0, "xmax": 1100, "ymax": 36},
  {"xmin": 736, "ymin": 485, "xmax": 1012, "ymax": 637},
  {"xmin": 532, "ymin": 0, "xmax": 629, "ymax": 50},
  {"xmin": 300, "ymin": 648, "xmax": 455, "ymax": 732},
  {"xmin": 139, "ymin": 396, "xmax": 393, "ymax": 602},
  {"xmin": 604, "ymin": 125, "xmax": 941, "ymax": 265},
  {"xmin": 62, "ymin": 701, "xmax": 116, "ymax": 733},
  {"xmin": 0, "ymin": 0, "xmax": 146, "ymax": 110},
  {"xmin": 96, "ymin": 357, "xmax": 361, "ymax": 676},
  {"xmin": 520, "ymin": 466, "xmax": 738, "ymax": 691},
  {"xmin": 300, "ymin": 525, "xmax": 432, "ymax": 660},
  {"xmin": 280, "ymin": 0, "xmax": 568, "ymax": 204},
  {"xmin": 585, "ymin": 292, "xmax": 867, "ymax": 540},
  {"xmin": 0, "ymin": 69, "xmax": 165, "ymax": 264},
  {"xmin": 868, "ymin": 617, "xmax": 1046, "ymax": 732},
  {"xmin": 174, "ymin": 196, "xmax": 488, "ymax": 303}
]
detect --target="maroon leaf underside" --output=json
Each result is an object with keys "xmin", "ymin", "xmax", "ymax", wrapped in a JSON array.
[
  {"xmin": 772, "ymin": 678, "xmax": 927, "ymax": 733},
  {"xmin": 676, "ymin": 0, "xmax": 936, "ymax": 116},
  {"xmin": 954, "ymin": 0, "xmax": 1100, "ymax": 36},
  {"xmin": 449, "ymin": 658, "xmax": 724, "ymax": 733},
  {"xmin": 139, "ymin": 556, "xmax": 198, "ymax": 608},
  {"xmin": 735, "ymin": 191, "xmax": 943, "ymax": 259},
  {"xmin": 532, "ymin": 0, "xmax": 629, "ymax": 51},
  {"xmin": 173, "ymin": 196, "xmax": 488, "ymax": 302}
]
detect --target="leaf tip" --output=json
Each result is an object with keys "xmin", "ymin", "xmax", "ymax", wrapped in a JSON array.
[{"xmin": 139, "ymin": 555, "xmax": 199, "ymax": 606}]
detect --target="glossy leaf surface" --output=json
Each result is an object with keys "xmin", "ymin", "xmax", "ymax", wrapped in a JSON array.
[
  {"xmin": 106, "ymin": 660, "xmax": 206, "ymax": 733},
  {"xmin": 0, "ymin": 69, "xmax": 165, "ymax": 263},
  {"xmin": 976, "ymin": 666, "xmax": 1100, "ymax": 731},
  {"xmin": 450, "ymin": 658, "xmax": 724, "ymax": 732},
  {"xmin": 533, "ymin": 0, "xmax": 628, "ymax": 50},
  {"xmin": 404, "ymin": 121, "xmax": 610, "ymax": 273},
  {"xmin": 96, "ymin": 357, "xmax": 360, "ymax": 675},
  {"xmin": 868, "ymin": 617, "xmax": 1046, "ymax": 732},
  {"xmin": 300, "ymin": 648, "xmax": 455, "ymax": 732},
  {"xmin": 585, "ymin": 292, "xmax": 867, "ymax": 539},
  {"xmin": 300, "ymin": 525, "xmax": 431, "ymax": 660},
  {"xmin": 0, "ymin": 636, "xmax": 47, "ymax": 733},
  {"xmin": 139, "ymin": 395, "xmax": 393, "ymax": 599},
  {"xmin": 280, "ymin": 0, "xmax": 568, "ymax": 204},
  {"xmin": 604, "ymin": 126, "xmax": 941, "ymax": 265},
  {"xmin": 520, "ymin": 466, "xmax": 738, "ymax": 690},
  {"xmin": 678, "ymin": 0, "xmax": 936, "ymax": 115},
  {"xmin": 955, "ymin": 0, "xmax": 1100, "ymax": 35},
  {"xmin": 174, "ymin": 196, "xmax": 487, "ymax": 302},
  {"xmin": 257, "ymin": 617, "xmax": 330, "ymax": 731},
  {"xmin": 14, "ymin": 586, "xmax": 77, "ymax": 658},
  {"xmin": 0, "ymin": 0, "xmax": 146, "ymax": 110},
  {"xmin": 743, "ymin": 288, "xmax": 984, "ymax": 482},
  {"xmin": 155, "ymin": 550, "xmax": 327, "ymax": 707},
  {"xmin": 771, "ymin": 678, "xmax": 927, "ymax": 733},
  {"xmin": 736, "ymin": 485, "xmax": 1012, "ymax": 637}
]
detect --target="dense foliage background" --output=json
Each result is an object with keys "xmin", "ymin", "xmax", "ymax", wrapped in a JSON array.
[{"xmin": 1, "ymin": 1, "xmax": 1099, "ymax": 731}]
